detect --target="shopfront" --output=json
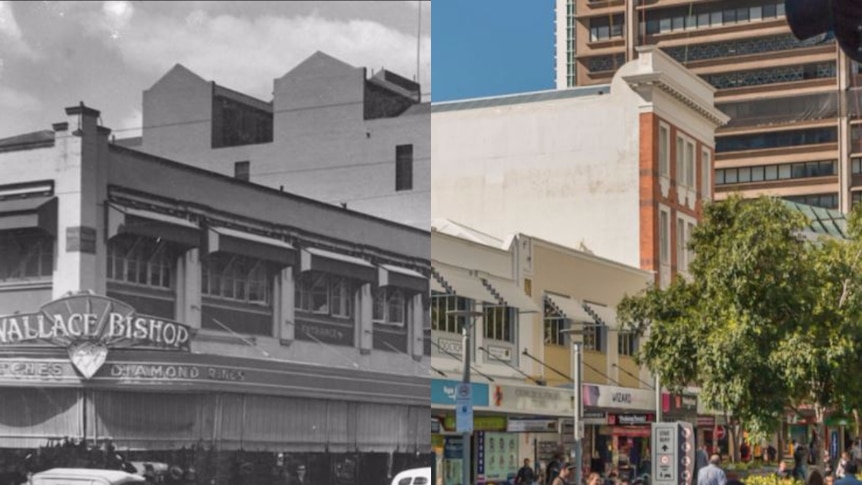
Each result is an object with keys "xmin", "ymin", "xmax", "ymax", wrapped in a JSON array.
[
  {"xmin": 583, "ymin": 384, "xmax": 656, "ymax": 475},
  {"xmin": 432, "ymin": 378, "xmax": 493, "ymax": 485},
  {"xmin": 0, "ymin": 294, "xmax": 429, "ymax": 485}
]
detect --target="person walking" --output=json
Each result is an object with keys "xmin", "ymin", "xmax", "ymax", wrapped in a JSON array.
[
  {"xmin": 546, "ymin": 454, "xmax": 564, "ymax": 485},
  {"xmin": 835, "ymin": 461, "xmax": 862, "ymax": 485},
  {"xmin": 550, "ymin": 463, "xmax": 577, "ymax": 485},
  {"xmin": 836, "ymin": 452, "xmax": 851, "ymax": 479},
  {"xmin": 517, "ymin": 458, "xmax": 537, "ymax": 485},
  {"xmin": 794, "ymin": 440, "xmax": 810, "ymax": 481},
  {"xmin": 697, "ymin": 455, "xmax": 727, "ymax": 485}
]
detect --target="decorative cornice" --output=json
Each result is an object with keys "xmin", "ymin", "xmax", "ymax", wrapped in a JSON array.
[{"xmin": 623, "ymin": 72, "xmax": 729, "ymax": 127}]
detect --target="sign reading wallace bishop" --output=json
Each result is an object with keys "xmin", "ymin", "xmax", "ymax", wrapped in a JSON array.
[{"xmin": 0, "ymin": 293, "xmax": 190, "ymax": 379}]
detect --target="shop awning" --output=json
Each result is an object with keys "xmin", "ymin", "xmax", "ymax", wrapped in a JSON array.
[
  {"xmin": 545, "ymin": 294, "xmax": 594, "ymax": 323},
  {"xmin": 431, "ymin": 274, "xmax": 447, "ymax": 294},
  {"xmin": 300, "ymin": 247, "xmax": 376, "ymax": 282},
  {"xmin": 107, "ymin": 204, "xmax": 200, "ymax": 247},
  {"xmin": 432, "ymin": 265, "xmax": 496, "ymax": 303},
  {"xmin": 483, "ymin": 275, "xmax": 540, "ymax": 313},
  {"xmin": 205, "ymin": 226, "xmax": 296, "ymax": 267},
  {"xmin": 0, "ymin": 196, "xmax": 57, "ymax": 236},
  {"xmin": 378, "ymin": 264, "xmax": 428, "ymax": 293},
  {"xmin": 585, "ymin": 302, "xmax": 618, "ymax": 329}
]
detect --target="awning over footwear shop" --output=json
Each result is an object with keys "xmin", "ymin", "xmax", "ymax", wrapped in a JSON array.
[
  {"xmin": 205, "ymin": 226, "xmax": 296, "ymax": 267},
  {"xmin": 0, "ymin": 196, "xmax": 57, "ymax": 236},
  {"xmin": 107, "ymin": 204, "xmax": 200, "ymax": 247},
  {"xmin": 300, "ymin": 247, "xmax": 376, "ymax": 283},
  {"xmin": 378, "ymin": 264, "xmax": 428, "ymax": 294}
]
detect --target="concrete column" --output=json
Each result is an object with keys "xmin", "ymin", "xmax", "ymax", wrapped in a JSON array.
[
  {"xmin": 410, "ymin": 293, "xmax": 424, "ymax": 360},
  {"xmin": 277, "ymin": 266, "xmax": 295, "ymax": 343},
  {"xmin": 838, "ymin": 50, "xmax": 852, "ymax": 213},
  {"xmin": 53, "ymin": 103, "xmax": 109, "ymax": 298},
  {"xmin": 176, "ymin": 248, "xmax": 201, "ymax": 328},
  {"xmin": 358, "ymin": 283, "xmax": 373, "ymax": 354},
  {"xmin": 607, "ymin": 327, "xmax": 620, "ymax": 385}
]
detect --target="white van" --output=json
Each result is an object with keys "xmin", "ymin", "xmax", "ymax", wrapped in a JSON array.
[
  {"xmin": 30, "ymin": 468, "xmax": 145, "ymax": 485},
  {"xmin": 391, "ymin": 467, "xmax": 432, "ymax": 485}
]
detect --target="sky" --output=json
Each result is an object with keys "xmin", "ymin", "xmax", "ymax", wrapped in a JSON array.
[
  {"xmin": 0, "ymin": 1, "xmax": 430, "ymax": 139},
  {"xmin": 431, "ymin": 0, "xmax": 555, "ymax": 102}
]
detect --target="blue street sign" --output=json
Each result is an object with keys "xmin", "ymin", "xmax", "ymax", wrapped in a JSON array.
[{"xmin": 456, "ymin": 383, "xmax": 473, "ymax": 433}]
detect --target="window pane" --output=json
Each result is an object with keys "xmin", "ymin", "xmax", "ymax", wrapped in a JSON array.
[
  {"xmin": 725, "ymin": 169, "xmax": 738, "ymax": 184},
  {"xmin": 751, "ymin": 166, "xmax": 764, "ymax": 182},
  {"xmin": 765, "ymin": 165, "xmax": 778, "ymax": 180},
  {"xmin": 779, "ymin": 165, "xmax": 792, "ymax": 179}
]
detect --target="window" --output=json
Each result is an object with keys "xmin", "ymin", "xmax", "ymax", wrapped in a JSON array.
[
  {"xmin": 295, "ymin": 272, "xmax": 353, "ymax": 318},
  {"xmin": 715, "ymin": 161, "xmax": 837, "ymax": 185},
  {"xmin": 431, "ymin": 293, "xmax": 471, "ymax": 334},
  {"xmin": 687, "ymin": 222, "xmax": 695, "ymax": 266},
  {"xmin": 716, "ymin": 127, "xmax": 837, "ymax": 153},
  {"xmin": 544, "ymin": 299, "xmax": 568, "ymax": 346},
  {"xmin": 203, "ymin": 253, "xmax": 270, "ymax": 305},
  {"xmin": 234, "ymin": 161, "xmax": 250, "ymax": 181},
  {"xmin": 676, "ymin": 217, "xmax": 686, "ymax": 271},
  {"xmin": 783, "ymin": 193, "xmax": 838, "ymax": 209},
  {"xmin": 618, "ymin": 332, "xmax": 638, "ymax": 356},
  {"xmin": 0, "ymin": 232, "xmax": 53, "ymax": 282},
  {"xmin": 582, "ymin": 322, "xmax": 602, "ymax": 351},
  {"xmin": 685, "ymin": 140, "xmax": 695, "ymax": 187},
  {"xmin": 659, "ymin": 124, "xmax": 670, "ymax": 177},
  {"xmin": 701, "ymin": 149, "xmax": 711, "ymax": 198},
  {"xmin": 373, "ymin": 287, "xmax": 406, "ymax": 326},
  {"xmin": 107, "ymin": 236, "xmax": 173, "ymax": 289},
  {"xmin": 676, "ymin": 136, "xmax": 685, "ymax": 185},
  {"xmin": 484, "ymin": 306, "xmax": 514, "ymax": 343},
  {"xmin": 396, "ymin": 144, "xmax": 413, "ymax": 191},
  {"xmin": 853, "ymin": 157, "xmax": 862, "ymax": 174},
  {"xmin": 660, "ymin": 209, "xmax": 670, "ymax": 265}
]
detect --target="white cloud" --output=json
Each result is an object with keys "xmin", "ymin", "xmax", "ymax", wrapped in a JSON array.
[
  {"xmin": 115, "ymin": 107, "xmax": 142, "ymax": 138},
  {"xmin": 87, "ymin": 8, "xmax": 431, "ymax": 101},
  {"xmin": 0, "ymin": 1, "xmax": 39, "ymax": 59},
  {"xmin": 0, "ymin": 85, "xmax": 41, "ymax": 112}
]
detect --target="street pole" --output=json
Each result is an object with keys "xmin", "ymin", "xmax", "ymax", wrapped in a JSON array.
[
  {"xmin": 655, "ymin": 372, "xmax": 662, "ymax": 423},
  {"xmin": 573, "ymin": 341, "xmax": 583, "ymax": 485},
  {"xmin": 462, "ymin": 317, "xmax": 472, "ymax": 485}
]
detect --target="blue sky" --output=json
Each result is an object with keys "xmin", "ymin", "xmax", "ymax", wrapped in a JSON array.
[{"xmin": 431, "ymin": 0, "xmax": 555, "ymax": 102}]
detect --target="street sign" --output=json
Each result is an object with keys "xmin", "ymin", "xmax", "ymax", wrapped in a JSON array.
[
  {"xmin": 456, "ymin": 383, "xmax": 473, "ymax": 433},
  {"xmin": 652, "ymin": 423, "xmax": 678, "ymax": 485}
]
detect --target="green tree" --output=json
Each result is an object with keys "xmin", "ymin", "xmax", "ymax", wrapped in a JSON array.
[{"xmin": 619, "ymin": 195, "xmax": 862, "ymax": 465}]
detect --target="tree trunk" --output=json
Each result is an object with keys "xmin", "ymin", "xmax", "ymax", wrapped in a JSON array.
[
  {"xmin": 815, "ymin": 404, "xmax": 826, "ymax": 472},
  {"xmin": 855, "ymin": 408, "xmax": 861, "ymax": 438}
]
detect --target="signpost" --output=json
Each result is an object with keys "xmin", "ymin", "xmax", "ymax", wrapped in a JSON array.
[{"xmin": 653, "ymin": 423, "xmax": 678, "ymax": 485}]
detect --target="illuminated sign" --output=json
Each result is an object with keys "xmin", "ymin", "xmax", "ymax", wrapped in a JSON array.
[{"xmin": 0, "ymin": 293, "xmax": 191, "ymax": 379}]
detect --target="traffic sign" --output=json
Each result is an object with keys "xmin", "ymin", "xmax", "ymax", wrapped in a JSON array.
[
  {"xmin": 456, "ymin": 383, "xmax": 473, "ymax": 433},
  {"xmin": 652, "ymin": 423, "xmax": 678, "ymax": 485}
]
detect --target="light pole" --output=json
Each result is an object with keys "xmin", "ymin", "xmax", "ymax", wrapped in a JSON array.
[
  {"xmin": 561, "ymin": 328, "xmax": 585, "ymax": 485},
  {"xmin": 449, "ymin": 310, "xmax": 483, "ymax": 485}
]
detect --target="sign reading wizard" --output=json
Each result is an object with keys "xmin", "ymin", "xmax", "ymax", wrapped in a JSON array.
[{"xmin": 0, "ymin": 293, "xmax": 191, "ymax": 379}]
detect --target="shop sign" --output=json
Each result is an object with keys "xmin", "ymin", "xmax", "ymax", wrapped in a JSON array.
[
  {"xmin": 437, "ymin": 338, "xmax": 462, "ymax": 355},
  {"xmin": 696, "ymin": 416, "xmax": 716, "ymax": 428},
  {"xmin": 493, "ymin": 383, "xmax": 571, "ymax": 416},
  {"xmin": 608, "ymin": 413, "xmax": 654, "ymax": 425},
  {"xmin": 0, "ymin": 294, "xmax": 191, "ymax": 379},
  {"xmin": 432, "ymin": 379, "xmax": 490, "ymax": 407},
  {"xmin": 662, "ymin": 392, "xmax": 698, "ymax": 414},
  {"xmin": 432, "ymin": 417, "xmax": 442, "ymax": 434},
  {"xmin": 584, "ymin": 384, "xmax": 655, "ymax": 411},
  {"xmin": 443, "ymin": 436, "xmax": 463, "ymax": 459},
  {"xmin": 443, "ymin": 415, "xmax": 507, "ymax": 432},
  {"xmin": 507, "ymin": 418, "xmax": 558, "ymax": 433},
  {"xmin": 487, "ymin": 345, "xmax": 512, "ymax": 362}
]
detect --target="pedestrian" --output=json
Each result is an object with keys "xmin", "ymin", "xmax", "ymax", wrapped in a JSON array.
[
  {"xmin": 551, "ymin": 463, "xmax": 577, "ymax": 485},
  {"xmin": 778, "ymin": 461, "xmax": 792, "ymax": 480},
  {"xmin": 767, "ymin": 444, "xmax": 778, "ymax": 463},
  {"xmin": 809, "ymin": 471, "xmax": 825, "ymax": 485},
  {"xmin": 586, "ymin": 472, "xmax": 602, "ymax": 485},
  {"xmin": 852, "ymin": 442, "xmax": 862, "ymax": 463},
  {"xmin": 794, "ymin": 440, "xmax": 810, "ymax": 481},
  {"xmin": 835, "ymin": 461, "xmax": 862, "ymax": 485},
  {"xmin": 546, "ymin": 454, "xmax": 563, "ymax": 485},
  {"xmin": 518, "ymin": 458, "xmax": 537, "ymax": 485},
  {"xmin": 696, "ymin": 445, "xmax": 710, "ymax": 471},
  {"xmin": 837, "ymin": 452, "xmax": 851, "ymax": 479},
  {"xmin": 697, "ymin": 454, "xmax": 727, "ymax": 485}
]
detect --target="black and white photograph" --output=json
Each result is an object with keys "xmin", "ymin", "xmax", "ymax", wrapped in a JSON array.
[{"xmin": 0, "ymin": 2, "xmax": 431, "ymax": 485}]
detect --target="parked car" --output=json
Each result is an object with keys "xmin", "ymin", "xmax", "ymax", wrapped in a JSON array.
[
  {"xmin": 30, "ymin": 468, "xmax": 145, "ymax": 485},
  {"xmin": 391, "ymin": 467, "xmax": 431, "ymax": 485}
]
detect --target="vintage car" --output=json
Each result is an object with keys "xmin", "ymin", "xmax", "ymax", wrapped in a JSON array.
[{"xmin": 390, "ymin": 467, "xmax": 431, "ymax": 485}]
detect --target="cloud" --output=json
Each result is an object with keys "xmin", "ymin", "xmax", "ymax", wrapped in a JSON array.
[
  {"xmin": 0, "ymin": 85, "xmax": 41, "ymax": 112},
  {"xmin": 85, "ymin": 7, "xmax": 431, "ymax": 101},
  {"xmin": 115, "ymin": 107, "xmax": 142, "ymax": 138},
  {"xmin": 0, "ymin": 1, "xmax": 39, "ymax": 59}
]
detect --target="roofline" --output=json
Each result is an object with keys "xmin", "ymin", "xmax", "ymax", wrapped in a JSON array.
[
  {"xmin": 431, "ymin": 84, "xmax": 611, "ymax": 108},
  {"xmin": 523, "ymin": 234, "xmax": 654, "ymax": 279},
  {"xmin": 431, "ymin": 229, "xmax": 510, "ymax": 256},
  {"xmin": 108, "ymin": 144, "xmax": 430, "ymax": 237}
]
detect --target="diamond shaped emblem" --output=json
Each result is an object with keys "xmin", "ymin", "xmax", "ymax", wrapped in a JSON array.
[{"xmin": 68, "ymin": 341, "xmax": 108, "ymax": 379}]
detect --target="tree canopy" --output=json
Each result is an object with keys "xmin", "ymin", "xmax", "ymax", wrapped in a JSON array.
[{"xmin": 618, "ymin": 195, "xmax": 862, "ymax": 451}]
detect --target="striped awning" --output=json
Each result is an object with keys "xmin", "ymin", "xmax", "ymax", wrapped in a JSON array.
[
  {"xmin": 431, "ymin": 265, "xmax": 496, "ymax": 303},
  {"xmin": 545, "ymin": 294, "xmax": 594, "ymax": 323},
  {"xmin": 483, "ymin": 275, "xmax": 540, "ymax": 313}
]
